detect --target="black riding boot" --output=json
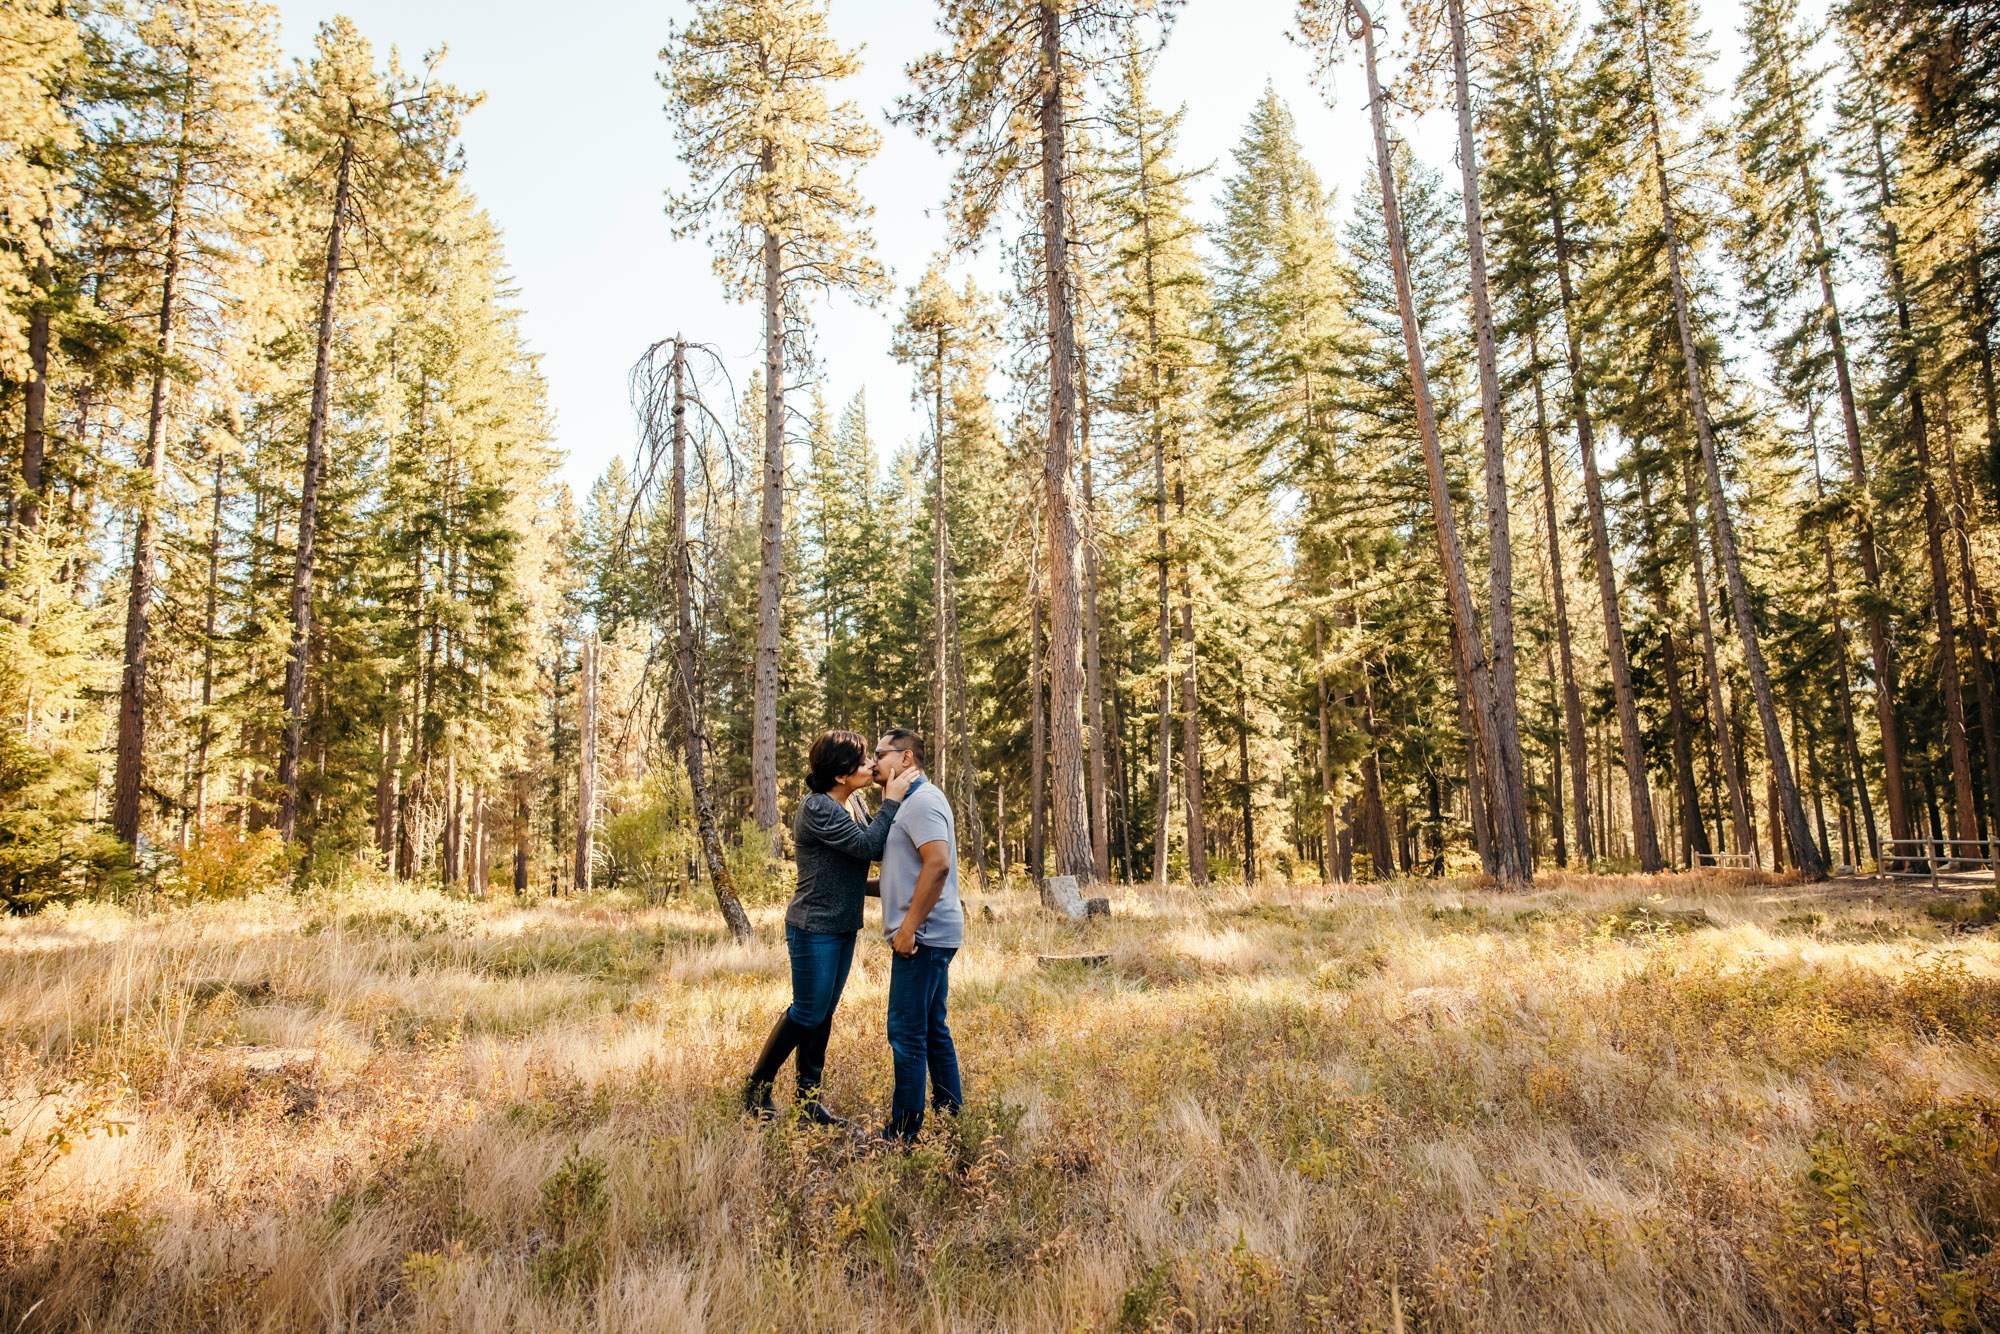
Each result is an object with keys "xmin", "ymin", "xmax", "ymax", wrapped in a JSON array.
[
  {"xmin": 743, "ymin": 1012, "xmax": 808, "ymax": 1120},
  {"xmin": 793, "ymin": 1019, "xmax": 846, "ymax": 1126}
]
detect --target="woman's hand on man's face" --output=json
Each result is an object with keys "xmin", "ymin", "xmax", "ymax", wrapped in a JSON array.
[{"xmin": 885, "ymin": 765, "xmax": 917, "ymax": 802}]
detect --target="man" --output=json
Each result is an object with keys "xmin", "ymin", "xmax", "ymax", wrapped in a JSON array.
[{"xmin": 871, "ymin": 727, "xmax": 963, "ymax": 1141}]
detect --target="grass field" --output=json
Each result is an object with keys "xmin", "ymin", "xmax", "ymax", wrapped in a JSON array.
[{"xmin": 3, "ymin": 868, "xmax": 1999, "ymax": 1332}]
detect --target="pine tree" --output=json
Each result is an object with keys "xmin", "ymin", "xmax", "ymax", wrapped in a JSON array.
[
  {"xmin": 1409, "ymin": 0, "xmax": 1536, "ymax": 884},
  {"xmin": 662, "ymin": 0, "xmax": 885, "ymax": 843},
  {"xmin": 1484, "ymin": 0, "xmax": 1662, "ymax": 871},
  {"xmin": 1299, "ymin": 0, "xmax": 1534, "ymax": 886},
  {"xmin": 94, "ymin": 0, "xmax": 274, "ymax": 847},
  {"xmin": 1732, "ymin": 0, "xmax": 1913, "ymax": 850},
  {"xmin": 1592, "ymin": 0, "xmax": 1824, "ymax": 877},
  {"xmin": 900, "ymin": 0, "xmax": 1159, "ymax": 888},
  {"xmin": 1101, "ymin": 43, "xmax": 1212, "ymax": 884},
  {"xmin": 1208, "ymin": 85, "xmax": 1357, "ymax": 877},
  {"xmin": 273, "ymin": 19, "xmax": 470, "ymax": 847}
]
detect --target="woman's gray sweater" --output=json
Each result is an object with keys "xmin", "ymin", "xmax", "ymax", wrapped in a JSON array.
[{"xmin": 784, "ymin": 791, "xmax": 902, "ymax": 934}]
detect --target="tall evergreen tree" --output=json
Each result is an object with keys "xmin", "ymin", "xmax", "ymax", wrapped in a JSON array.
[{"xmin": 662, "ymin": 0, "xmax": 885, "ymax": 840}]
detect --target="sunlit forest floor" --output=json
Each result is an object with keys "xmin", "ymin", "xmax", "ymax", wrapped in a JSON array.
[{"xmin": 4, "ymin": 867, "xmax": 1999, "ymax": 1332}]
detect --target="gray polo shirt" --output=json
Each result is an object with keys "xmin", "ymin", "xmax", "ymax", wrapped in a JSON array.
[{"xmin": 879, "ymin": 776, "xmax": 963, "ymax": 948}]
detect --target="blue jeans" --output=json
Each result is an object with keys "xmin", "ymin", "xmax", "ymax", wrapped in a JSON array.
[
  {"xmin": 885, "ymin": 944, "xmax": 961, "ymax": 1138},
  {"xmin": 785, "ymin": 925, "xmax": 856, "ymax": 1029}
]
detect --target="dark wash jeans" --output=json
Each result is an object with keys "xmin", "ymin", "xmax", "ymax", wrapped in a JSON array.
[
  {"xmin": 884, "ymin": 943, "xmax": 962, "ymax": 1138},
  {"xmin": 784, "ymin": 925, "xmax": 856, "ymax": 1029}
]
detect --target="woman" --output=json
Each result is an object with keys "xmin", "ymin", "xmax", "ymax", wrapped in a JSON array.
[{"xmin": 744, "ymin": 729, "xmax": 915, "ymax": 1124}]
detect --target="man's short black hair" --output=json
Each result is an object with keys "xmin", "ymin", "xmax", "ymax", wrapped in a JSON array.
[{"xmin": 881, "ymin": 727, "xmax": 925, "ymax": 768}]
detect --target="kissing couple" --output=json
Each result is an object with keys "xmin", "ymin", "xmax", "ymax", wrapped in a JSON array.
[{"xmin": 741, "ymin": 727, "xmax": 964, "ymax": 1143}]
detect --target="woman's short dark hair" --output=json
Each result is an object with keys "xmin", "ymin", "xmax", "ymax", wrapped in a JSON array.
[{"xmin": 805, "ymin": 730, "xmax": 869, "ymax": 793}]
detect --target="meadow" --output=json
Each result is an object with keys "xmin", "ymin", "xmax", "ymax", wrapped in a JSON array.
[{"xmin": 3, "ymin": 867, "xmax": 1998, "ymax": 1332}]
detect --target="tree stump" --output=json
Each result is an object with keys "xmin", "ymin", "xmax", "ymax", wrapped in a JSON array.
[{"xmin": 1043, "ymin": 874, "xmax": 1087, "ymax": 922}]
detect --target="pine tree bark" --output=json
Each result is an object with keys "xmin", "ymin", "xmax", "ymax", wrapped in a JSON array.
[
  {"xmin": 196, "ymin": 450, "xmax": 224, "ymax": 832},
  {"xmin": 1081, "ymin": 344, "xmax": 1111, "ymax": 880},
  {"xmin": 1449, "ymin": 616, "xmax": 1497, "ymax": 874},
  {"xmin": 1236, "ymin": 671, "xmax": 1254, "ymax": 881},
  {"xmin": 1148, "ymin": 324, "xmax": 1172, "ymax": 886},
  {"xmin": 932, "ymin": 327, "xmax": 950, "ymax": 792},
  {"xmin": 1681, "ymin": 457, "xmax": 1754, "ymax": 857},
  {"xmin": 1529, "ymin": 350, "xmax": 1592, "ymax": 861},
  {"xmin": 279, "ymin": 135, "xmax": 353, "ymax": 846},
  {"xmin": 671, "ymin": 340, "xmax": 751, "ymax": 940},
  {"xmin": 752, "ymin": 205, "xmax": 783, "ymax": 839},
  {"xmin": 1175, "ymin": 472, "xmax": 1208, "ymax": 886},
  {"xmin": 1349, "ymin": 0, "xmax": 1525, "ymax": 886},
  {"xmin": 444, "ymin": 752, "xmax": 462, "ymax": 887},
  {"xmin": 19, "ymin": 256, "xmax": 49, "ymax": 534},
  {"xmin": 1360, "ymin": 671, "xmax": 1393, "ymax": 876},
  {"xmin": 1029, "ymin": 579, "xmax": 1046, "ymax": 882},
  {"xmin": 1638, "ymin": 469, "xmax": 1708, "ymax": 866},
  {"xmin": 1035, "ymin": 1, "xmax": 1095, "ymax": 886},
  {"xmin": 946, "ymin": 566, "xmax": 989, "ymax": 886},
  {"xmin": 514, "ymin": 777, "xmax": 529, "ymax": 893},
  {"xmin": 1314, "ymin": 612, "xmax": 1341, "ymax": 881},
  {"xmin": 1940, "ymin": 396, "xmax": 2000, "ymax": 840},
  {"xmin": 1641, "ymin": 21, "xmax": 1822, "ymax": 878},
  {"xmin": 575, "ymin": 635, "xmax": 596, "ymax": 892},
  {"xmin": 113, "ymin": 128, "xmax": 193, "ymax": 847},
  {"xmin": 1446, "ymin": 0, "xmax": 1532, "ymax": 884}
]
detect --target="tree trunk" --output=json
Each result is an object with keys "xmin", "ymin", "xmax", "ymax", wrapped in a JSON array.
[
  {"xmin": 671, "ymin": 340, "xmax": 751, "ymax": 939},
  {"xmin": 1940, "ymin": 393, "xmax": 2000, "ymax": 839},
  {"xmin": 1314, "ymin": 612, "xmax": 1341, "ymax": 881},
  {"xmin": 1350, "ymin": 0, "xmax": 1527, "ymax": 888},
  {"xmin": 1360, "ymin": 672, "xmax": 1393, "ymax": 877},
  {"xmin": 933, "ymin": 327, "xmax": 950, "ymax": 791},
  {"xmin": 1236, "ymin": 671, "xmax": 1254, "ymax": 882},
  {"xmin": 1679, "ymin": 457, "xmax": 1753, "ymax": 857},
  {"xmin": 1029, "ymin": 577, "xmax": 1046, "ymax": 882},
  {"xmin": 19, "ymin": 257, "xmax": 49, "ymax": 534},
  {"xmin": 113, "ymin": 133, "xmax": 193, "ymax": 846},
  {"xmin": 1639, "ymin": 470, "xmax": 1708, "ymax": 867},
  {"xmin": 1080, "ymin": 343, "xmax": 1111, "ymax": 881},
  {"xmin": 1533, "ymin": 96, "xmax": 1661, "ymax": 873},
  {"xmin": 279, "ymin": 136, "xmax": 353, "ymax": 847},
  {"xmin": 444, "ymin": 752, "xmax": 462, "ymax": 887},
  {"xmin": 514, "ymin": 777, "xmax": 529, "ymax": 893},
  {"xmin": 1642, "ymin": 21, "xmax": 1822, "ymax": 879},
  {"xmin": 1446, "ymin": 0, "xmax": 1532, "ymax": 883},
  {"xmin": 1150, "ymin": 366, "xmax": 1172, "ymax": 886},
  {"xmin": 377, "ymin": 708, "xmax": 400, "ymax": 859},
  {"xmin": 195, "ymin": 449, "xmax": 223, "ymax": 831},
  {"xmin": 1807, "ymin": 423, "xmax": 1880, "ymax": 863},
  {"xmin": 1035, "ymin": 1, "xmax": 1095, "ymax": 886},
  {"xmin": 1449, "ymin": 616, "xmax": 1497, "ymax": 874},
  {"xmin": 1175, "ymin": 474, "xmax": 1208, "ymax": 886},
  {"xmin": 947, "ymin": 567, "xmax": 989, "ymax": 887},
  {"xmin": 1529, "ymin": 348, "xmax": 1592, "ymax": 860},
  {"xmin": 575, "ymin": 635, "xmax": 595, "ymax": 892},
  {"xmin": 753, "ymin": 209, "xmax": 783, "ymax": 839}
]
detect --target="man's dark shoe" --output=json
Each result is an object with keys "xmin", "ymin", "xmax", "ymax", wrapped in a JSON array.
[{"xmin": 742, "ymin": 1012, "xmax": 808, "ymax": 1121}]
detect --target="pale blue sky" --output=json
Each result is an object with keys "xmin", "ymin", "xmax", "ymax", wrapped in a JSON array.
[{"xmin": 269, "ymin": 0, "xmax": 1751, "ymax": 500}]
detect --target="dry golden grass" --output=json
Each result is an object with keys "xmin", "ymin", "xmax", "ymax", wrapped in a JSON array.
[{"xmin": 4, "ymin": 868, "xmax": 1999, "ymax": 1331}]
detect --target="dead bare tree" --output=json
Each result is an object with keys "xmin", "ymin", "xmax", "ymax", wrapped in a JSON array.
[{"xmin": 629, "ymin": 336, "xmax": 752, "ymax": 941}]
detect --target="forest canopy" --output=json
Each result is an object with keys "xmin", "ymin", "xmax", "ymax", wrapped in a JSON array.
[{"xmin": 0, "ymin": 0, "xmax": 1996, "ymax": 910}]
